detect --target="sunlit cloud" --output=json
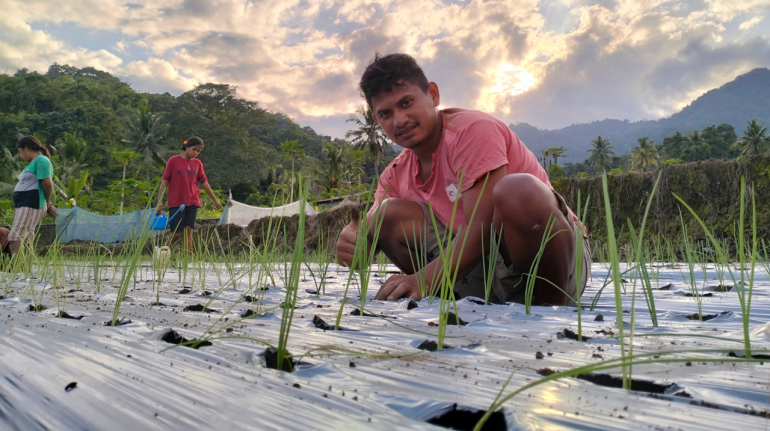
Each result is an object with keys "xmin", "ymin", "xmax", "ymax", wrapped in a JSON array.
[{"xmin": 1, "ymin": 0, "xmax": 769, "ymax": 137}]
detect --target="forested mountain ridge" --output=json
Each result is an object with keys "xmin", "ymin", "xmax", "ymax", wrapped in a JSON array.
[
  {"xmin": 0, "ymin": 64, "xmax": 393, "ymax": 211},
  {"xmin": 510, "ymin": 68, "xmax": 770, "ymax": 162}
]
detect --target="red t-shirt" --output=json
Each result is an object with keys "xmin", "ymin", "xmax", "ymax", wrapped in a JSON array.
[
  {"xmin": 373, "ymin": 108, "xmax": 579, "ymax": 232},
  {"xmin": 162, "ymin": 155, "xmax": 208, "ymax": 208}
]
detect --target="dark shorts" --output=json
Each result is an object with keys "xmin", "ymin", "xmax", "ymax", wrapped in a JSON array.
[
  {"xmin": 416, "ymin": 189, "xmax": 591, "ymax": 306},
  {"xmin": 168, "ymin": 206, "xmax": 199, "ymax": 233}
]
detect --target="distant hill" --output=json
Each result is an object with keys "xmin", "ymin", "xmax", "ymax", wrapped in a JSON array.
[{"xmin": 510, "ymin": 67, "xmax": 770, "ymax": 163}]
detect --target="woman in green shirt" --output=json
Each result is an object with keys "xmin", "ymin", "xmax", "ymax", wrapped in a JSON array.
[{"xmin": 8, "ymin": 136, "xmax": 57, "ymax": 254}]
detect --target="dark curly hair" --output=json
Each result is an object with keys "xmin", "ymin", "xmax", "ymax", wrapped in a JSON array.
[{"xmin": 358, "ymin": 53, "xmax": 430, "ymax": 108}]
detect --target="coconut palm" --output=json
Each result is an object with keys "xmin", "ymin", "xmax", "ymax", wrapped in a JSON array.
[
  {"xmin": 313, "ymin": 143, "xmax": 347, "ymax": 191},
  {"xmin": 345, "ymin": 107, "xmax": 390, "ymax": 179},
  {"xmin": 54, "ymin": 132, "xmax": 101, "ymax": 188},
  {"xmin": 279, "ymin": 139, "xmax": 304, "ymax": 202},
  {"xmin": 685, "ymin": 130, "xmax": 702, "ymax": 147},
  {"xmin": 631, "ymin": 137, "xmax": 659, "ymax": 171},
  {"xmin": 540, "ymin": 148, "xmax": 551, "ymax": 168},
  {"xmin": 122, "ymin": 107, "xmax": 170, "ymax": 179},
  {"xmin": 732, "ymin": 119, "xmax": 768, "ymax": 156},
  {"xmin": 112, "ymin": 150, "xmax": 139, "ymax": 215},
  {"xmin": 587, "ymin": 136, "xmax": 615, "ymax": 170},
  {"xmin": 548, "ymin": 147, "xmax": 567, "ymax": 166}
]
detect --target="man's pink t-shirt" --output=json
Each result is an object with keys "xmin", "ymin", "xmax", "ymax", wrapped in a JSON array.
[{"xmin": 373, "ymin": 108, "xmax": 572, "ymax": 232}]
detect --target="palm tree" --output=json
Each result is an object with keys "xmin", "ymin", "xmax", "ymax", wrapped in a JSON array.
[
  {"xmin": 587, "ymin": 136, "xmax": 615, "ymax": 170},
  {"xmin": 732, "ymin": 119, "xmax": 768, "ymax": 156},
  {"xmin": 345, "ymin": 107, "xmax": 390, "ymax": 179},
  {"xmin": 685, "ymin": 130, "xmax": 703, "ymax": 147},
  {"xmin": 631, "ymin": 137, "xmax": 660, "ymax": 171},
  {"xmin": 548, "ymin": 147, "xmax": 567, "ymax": 166},
  {"xmin": 54, "ymin": 132, "xmax": 101, "ymax": 187},
  {"xmin": 112, "ymin": 150, "xmax": 139, "ymax": 215},
  {"xmin": 313, "ymin": 143, "xmax": 347, "ymax": 191},
  {"xmin": 279, "ymin": 139, "xmax": 304, "ymax": 202},
  {"xmin": 540, "ymin": 148, "xmax": 551, "ymax": 168},
  {"xmin": 122, "ymin": 107, "xmax": 170, "ymax": 179}
]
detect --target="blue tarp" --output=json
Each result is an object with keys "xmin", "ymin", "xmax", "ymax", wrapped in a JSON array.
[{"xmin": 55, "ymin": 207, "xmax": 161, "ymax": 243}]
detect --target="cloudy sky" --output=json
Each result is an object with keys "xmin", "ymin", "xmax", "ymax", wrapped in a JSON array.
[{"xmin": 2, "ymin": 0, "xmax": 769, "ymax": 138}]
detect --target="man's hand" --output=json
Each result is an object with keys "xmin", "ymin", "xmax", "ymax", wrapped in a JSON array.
[
  {"xmin": 375, "ymin": 273, "xmax": 422, "ymax": 301},
  {"xmin": 156, "ymin": 203, "xmax": 164, "ymax": 216},
  {"xmin": 335, "ymin": 208, "xmax": 360, "ymax": 267},
  {"xmin": 215, "ymin": 201, "xmax": 224, "ymax": 211},
  {"xmin": 46, "ymin": 203, "xmax": 58, "ymax": 218}
]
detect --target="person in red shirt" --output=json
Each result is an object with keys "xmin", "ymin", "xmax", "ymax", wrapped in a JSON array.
[
  {"xmin": 336, "ymin": 54, "xmax": 590, "ymax": 306},
  {"xmin": 156, "ymin": 137, "xmax": 223, "ymax": 252}
]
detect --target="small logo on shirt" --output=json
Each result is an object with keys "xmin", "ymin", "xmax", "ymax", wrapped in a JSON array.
[{"xmin": 445, "ymin": 183, "xmax": 461, "ymax": 202}]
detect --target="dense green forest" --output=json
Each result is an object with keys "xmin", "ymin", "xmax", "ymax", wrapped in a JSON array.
[{"xmin": 0, "ymin": 64, "xmax": 397, "ymax": 222}]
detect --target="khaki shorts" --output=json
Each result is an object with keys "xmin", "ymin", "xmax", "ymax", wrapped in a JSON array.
[
  {"xmin": 8, "ymin": 206, "xmax": 47, "ymax": 246},
  {"xmin": 416, "ymin": 190, "xmax": 591, "ymax": 306}
]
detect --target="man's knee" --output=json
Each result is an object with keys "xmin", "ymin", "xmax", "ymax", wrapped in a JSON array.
[
  {"xmin": 365, "ymin": 198, "xmax": 423, "ymax": 236},
  {"xmin": 493, "ymin": 174, "xmax": 559, "ymax": 225}
]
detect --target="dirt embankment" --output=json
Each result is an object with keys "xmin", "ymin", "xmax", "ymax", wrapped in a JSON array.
[
  {"xmin": 553, "ymin": 155, "xmax": 770, "ymax": 248},
  {"xmin": 49, "ymin": 201, "xmax": 363, "ymax": 256},
  {"xmin": 47, "ymin": 156, "xmax": 770, "ymax": 257}
]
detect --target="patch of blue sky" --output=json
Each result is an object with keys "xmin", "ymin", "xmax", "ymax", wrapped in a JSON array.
[
  {"xmin": 439, "ymin": 0, "xmax": 471, "ymax": 6},
  {"xmin": 721, "ymin": 13, "xmax": 770, "ymax": 43},
  {"xmin": 537, "ymin": 0, "xmax": 580, "ymax": 34},
  {"xmin": 317, "ymin": 47, "xmax": 344, "ymax": 59},
  {"xmin": 28, "ymin": 21, "xmax": 150, "ymax": 64},
  {"xmin": 312, "ymin": 2, "xmax": 384, "ymax": 36},
  {"xmin": 649, "ymin": 0, "xmax": 707, "ymax": 18}
]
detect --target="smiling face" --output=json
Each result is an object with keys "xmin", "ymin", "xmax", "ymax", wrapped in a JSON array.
[
  {"xmin": 184, "ymin": 144, "xmax": 203, "ymax": 159},
  {"xmin": 371, "ymin": 81, "xmax": 442, "ymax": 152}
]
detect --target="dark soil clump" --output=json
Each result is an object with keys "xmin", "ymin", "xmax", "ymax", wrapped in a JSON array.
[
  {"xmin": 305, "ymin": 289, "xmax": 318, "ymax": 294},
  {"xmin": 262, "ymin": 347, "xmax": 299, "ymax": 372},
  {"xmin": 184, "ymin": 304, "xmax": 219, "ymax": 313},
  {"xmin": 657, "ymin": 283, "xmax": 673, "ymax": 290},
  {"xmin": 56, "ymin": 311, "xmax": 84, "ymax": 320},
  {"xmin": 241, "ymin": 309, "xmax": 262, "ymax": 318},
  {"xmin": 160, "ymin": 329, "xmax": 212, "ymax": 349},
  {"xmin": 416, "ymin": 340, "xmax": 453, "ymax": 351},
  {"xmin": 312, "ymin": 315, "xmax": 355, "ymax": 331},
  {"xmin": 684, "ymin": 292, "xmax": 713, "ymax": 297},
  {"xmin": 407, "ymin": 300, "xmax": 419, "ymax": 310},
  {"xmin": 727, "ymin": 351, "xmax": 770, "ymax": 360},
  {"xmin": 350, "ymin": 308, "xmax": 395, "ymax": 319},
  {"xmin": 466, "ymin": 298, "xmax": 486, "ymax": 305},
  {"xmin": 178, "ymin": 287, "xmax": 192, "ymax": 294},
  {"xmin": 561, "ymin": 328, "xmax": 591, "ymax": 341},
  {"xmin": 27, "ymin": 304, "xmax": 48, "ymax": 312},
  {"xmin": 426, "ymin": 403, "xmax": 506, "ymax": 431},
  {"xmin": 576, "ymin": 373, "xmax": 673, "ymax": 393},
  {"xmin": 684, "ymin": 311, "xmax": 728, "ymax": 321},
  {"xmin": 103, "ymin": 318, "xmax": 132, "ymax": 326},
  {"xmin": 446, "ymin": 312, "xmax": 468, "ymax": 326}
]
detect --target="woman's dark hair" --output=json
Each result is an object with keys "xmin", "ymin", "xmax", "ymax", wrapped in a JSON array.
[
  {"xmin": 16, "ymin": 135, "xmax": 50, "ymax": 158},
  {"xmin": 181, "ymin": 136, "xmax": 204, "ymax": 151},
  {"xmin": 358, "ymin": 53, "xmax": 430, "ymax": 108}
]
